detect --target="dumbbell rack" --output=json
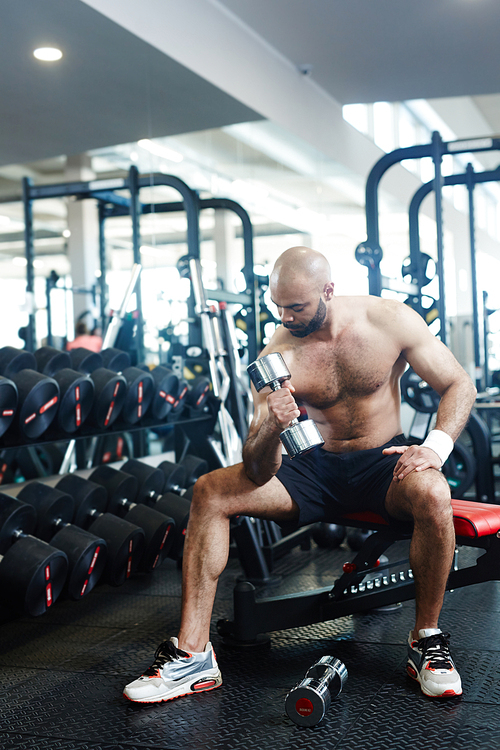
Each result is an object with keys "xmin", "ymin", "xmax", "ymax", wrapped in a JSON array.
[{"xmin": 0, "ymin": 402, "xmax": 219, "ymax": 472}]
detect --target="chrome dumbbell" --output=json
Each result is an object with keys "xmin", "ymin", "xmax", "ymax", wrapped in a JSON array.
[
  {"xmin": 247, "ymin": 352, "xmax": 324, "ymax": 458},
  {"xmin": 285, "ymin": 656, "xmax": 348, "ymax": 727}
]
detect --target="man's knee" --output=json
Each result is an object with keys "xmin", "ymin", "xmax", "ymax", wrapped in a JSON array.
[
  {"xmin": 410, "ymin": 471, "xmax": 453, "ymax": 527},
  {"xmin": 190, "ymin": 465, "xmax": 245, "ymax": 515}
]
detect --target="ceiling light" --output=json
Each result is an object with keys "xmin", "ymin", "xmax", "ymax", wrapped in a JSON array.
[
  {"xmin": 12, "ymin": 257, "xmax": 27, "ymax": 266},
  {"xmin": 62, "ymin": 229, "xmax": 71, "ymax": 238},
  {"xmin": 33, "ymin": 47, "xmax": 63, "ymax": 62},
  {"xmin": 137, "ymin": 139, "xmax": 183, "ymax": 163}
]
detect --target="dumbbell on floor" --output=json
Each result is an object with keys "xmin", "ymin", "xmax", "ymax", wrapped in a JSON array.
[
  {"xmin": 285, "ymin": 656, "xmax": 348, "ymax": 727},
  {"xmin": 86, "ymin": 465, "xmax": 175, "ymax": 570},
  {"xmin": 247, "ymin": 352, "xmax": 324, "ymax": 458},
  {"xmin": 0, "ymin": 493, "xmax": 68, "ymax": 615},
  {"xmin": 15, "ymin": 481, "xmax": 107, "ymax": 600}
]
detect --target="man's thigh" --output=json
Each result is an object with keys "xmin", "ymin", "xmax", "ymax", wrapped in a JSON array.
[{"xmin": 199, "ymin": 462, "xmax": 301, "ymax": 522}]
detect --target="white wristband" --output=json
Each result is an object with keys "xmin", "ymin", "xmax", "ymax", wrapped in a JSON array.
[{"xmin": 422, "ymin": 429, "xmax": 454, "ymax": 467}]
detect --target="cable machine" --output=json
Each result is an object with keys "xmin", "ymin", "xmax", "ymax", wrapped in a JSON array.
[
  {"xmin": 356, "ymin": 131, "xmax": 500, "ymax": 346},
  {"xmin": 408, "ymin": 162, "xmax": 500, "ymax": 391}
]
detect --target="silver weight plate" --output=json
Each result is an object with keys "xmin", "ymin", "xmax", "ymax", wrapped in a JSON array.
[
  {"xmin": 281, "ymin": 419, "xmax": 324, "ymax": 457},
  {"xmin": 247, "ymin": 352, "xmax": 291, "ymax": 392}
]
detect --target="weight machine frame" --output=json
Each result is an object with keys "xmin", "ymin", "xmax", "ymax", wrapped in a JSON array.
[
  {"xmin": 356, "ymin": 131, "xmax": 500, "ymax": 347},
  {"xmin": 408, "ymin": 163, "xmax": 500, "ymax": 392},
  {"xmin": 218, "ymin": 499, "xmax": 500, "ymax": 644},
  {"xmin": 22, "ymin": 167, "xmax": 260, "ymax": 363}
]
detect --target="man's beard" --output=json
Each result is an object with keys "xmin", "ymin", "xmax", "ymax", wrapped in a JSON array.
[{"xmin": 285, "ymin": 298, "xmax": 327, "ymax": 338}]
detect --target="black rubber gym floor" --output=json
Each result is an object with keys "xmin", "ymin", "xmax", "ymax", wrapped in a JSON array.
[{"xmin": 1, "ymin": 534, "xmax": 499, "ymax": 750}]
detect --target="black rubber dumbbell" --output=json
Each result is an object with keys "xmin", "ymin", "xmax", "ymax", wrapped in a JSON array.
[
  {"xmin": 119, "ymin": 456, "xmax": 207, "ymax": 562},
  {"xmin": 312, "ymin": 523, "xmax": 346, "ymax": 549},
  {"xmin": 0, "ymin": 347, "xmax": 60, "ymax": 439},
  {"xmin": 0, "ymin": 376, "xmax": 18, "ymax": 438},
  {"xmin": 87, "ymin": 368, "xmax": 128, "ymax": 429},
  {"xmin": 119, "ymin": 455, "xmax": 208, "ymax": 501},
  {"xmin": 15, "ymin": 481, "xmax": 107, "ymax": 600},
  {"xmin": 285, "ymin": 656, "xmax": 348, "ymax": 727},
  {"xmin": 51, "ymin": 473, "xmax": 145, "ymax": 586},
  {"xmin": 184, "ymin": 375, "xmax": 211, "ymax": 414},
  {"xmin": 68, "ymin": 347, "xmax": 103, "ymax": 375},
  {"xmin": 148, "ymin": 366, "xmax": 179, "ymax": 420},
  {"xmin": 169, "ymin": 377, "xmax": 189, "ymax": 419},
  {"xmin": 85, "ymin": 465, "xmax": 175, "ymax": 570},
  {"xmin": 0, "ymin": 493, "xmax": 68, "ymax": 615},
  {"xmin": 34, "ymin": 346, "xmax": 95, "ymax": 434},
  {"xmin": 100, "ymin": 347, "xmax": 131, "ymax": 373},
  {"xmin": 119, "ymin": 367, "xmax": 155, "ymax": 425}
]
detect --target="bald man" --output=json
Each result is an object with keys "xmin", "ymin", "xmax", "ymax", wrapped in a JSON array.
[{"xmin": 124, "ymin": 246, "xmax": 476, "ymax": 703}]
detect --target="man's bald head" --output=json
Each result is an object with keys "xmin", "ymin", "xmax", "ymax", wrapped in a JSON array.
[
  {"xmin": 269, "ymin": 247, "xmax": 334, "ymax": 338},
  {"xmin": 270, "ymin": 246, "xmax": 332, "ymax": 295}
]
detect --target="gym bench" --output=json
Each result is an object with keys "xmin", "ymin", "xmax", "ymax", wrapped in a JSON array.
[{"xmin": 217, "ymin": 499, "xmax": 500, "ymax": 644}]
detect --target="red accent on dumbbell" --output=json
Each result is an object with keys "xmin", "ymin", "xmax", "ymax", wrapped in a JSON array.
[
  {"xmin": 39, "ymin": 395, "xmax": 58, "ymax": 414},
  {"xmin": 295, "ymin": 698, "xmax": 314, "ymax": 716},
  {"xmin": 104, "ymin": 401, "xmax": 115, "ymax": 426}
]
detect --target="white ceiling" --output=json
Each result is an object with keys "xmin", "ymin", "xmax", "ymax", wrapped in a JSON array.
[
  {"xmin": 219, "ymin": 0, "xmax": 500, "ymax": 108},
  {"xmin": 2, "ymin": 0, "xmax": 500, "ymax": 286}
]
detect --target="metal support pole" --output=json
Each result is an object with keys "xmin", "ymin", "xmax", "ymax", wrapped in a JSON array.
[
  {"xmin": 128, "ymin": 166, "xmax": 144, "ymax": 364},
  {"xmin": 483, "ymin": 291, "xmax": 491, "ymax": 389},
  {"xmin": 97, "ymin": 202, "xmax": 108, "ymax": 335},
  {"xmin": 22, "ymin": 177, "xmax": 36, "ymax": 351},
  {"xmin": 46, "ymin": 276, "xmax": 53, "ymax": 347},
  {"xmin": 466, "ymin": 163, "xmax": 482, "ymax": 390},
  {"xmin": 431, "ymin": 131, "xmax": 447, "ymax": 345}
]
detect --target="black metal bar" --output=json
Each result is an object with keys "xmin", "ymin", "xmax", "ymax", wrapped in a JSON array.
[
  {"xmin": 22, "ymin": 177, "xmax": 36, "ymax": 351},
  {"xmin": 205, "ymin": 198, "xmax": 258, "ymax": 360},
  {"xmin": 360, "ymin": 133, "xmax": 500, "ymax": 298},
  {"xmin": 431, "ymin": 131, "xmax": 447, "ymax": 345},
  {"xmin": 97, "ymin": 202, "xmax": 108, "ymax": 335},
  {"xmin": 483, "ymin": 291, "xmax": 491, "ymax": 389},
  {"xmin": 137, "ymin": 173, "xmax": 201, "ymax": 348},
  {"xmin": 128, "ymin": 166, "xmax": 144, "ymax": 364},
  {"xmin": 467, "ymin": 410, "xmax": 496, "ymax": 503},
  {"xmin": 45, "ymin": 277, "xmax": 53, "ymax": 348},
  {"xmin": 231, "ymin": 516, "xmax": 274, "ymax": 584},
  {"xmin": 409, "ymin": 164, "xmax": 500, "ymax": 372},
  {"xmin": 28, "ymin": 177, "xmax": 127, "ymax": 200},
  {"xmin": 466, "ymin": 163, "xmax": 482, "ymax": 390}
]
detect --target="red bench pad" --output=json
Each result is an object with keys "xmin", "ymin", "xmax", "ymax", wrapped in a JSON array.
[{"xmin": 340, "ymin": 499, "xmax": 500, "ymax": 539}]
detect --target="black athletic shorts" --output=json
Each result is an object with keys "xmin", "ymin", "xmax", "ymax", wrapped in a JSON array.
[{"xmin": 275, "ymin": 433, "xmax": 410, "ymax": 525}]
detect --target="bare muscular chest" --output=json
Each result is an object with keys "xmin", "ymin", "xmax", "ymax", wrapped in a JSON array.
[{"xmin": 284, "ymin": 333, "xmax": 401, "ymax": 410}]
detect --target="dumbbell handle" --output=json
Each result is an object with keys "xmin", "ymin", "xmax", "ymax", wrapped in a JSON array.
[{"xmin": 267, "ymin": 379, "xmax": 300, "ymax": 427}]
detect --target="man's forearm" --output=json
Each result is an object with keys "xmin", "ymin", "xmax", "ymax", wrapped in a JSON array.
[
  {"xmin": 242, "ymin": 421, "xmax": 284, "ymax": 486},
  {"xmin": 434, "ymin": 378, "xmax": 477, "ymax": 441}
]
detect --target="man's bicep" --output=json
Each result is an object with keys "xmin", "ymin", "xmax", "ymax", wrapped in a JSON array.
[{"xmin": 405, "ymin": 332, "xmax": 469, "ymax": 396}]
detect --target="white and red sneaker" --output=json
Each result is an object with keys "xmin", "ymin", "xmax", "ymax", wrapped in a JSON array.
[
  {"xmin": 123, "ymin": 637, "xmax": 222, "ymax": 703},
  {"xmin": 407, "ymin": 628, "xmax": 462, "ymax": 698}
]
